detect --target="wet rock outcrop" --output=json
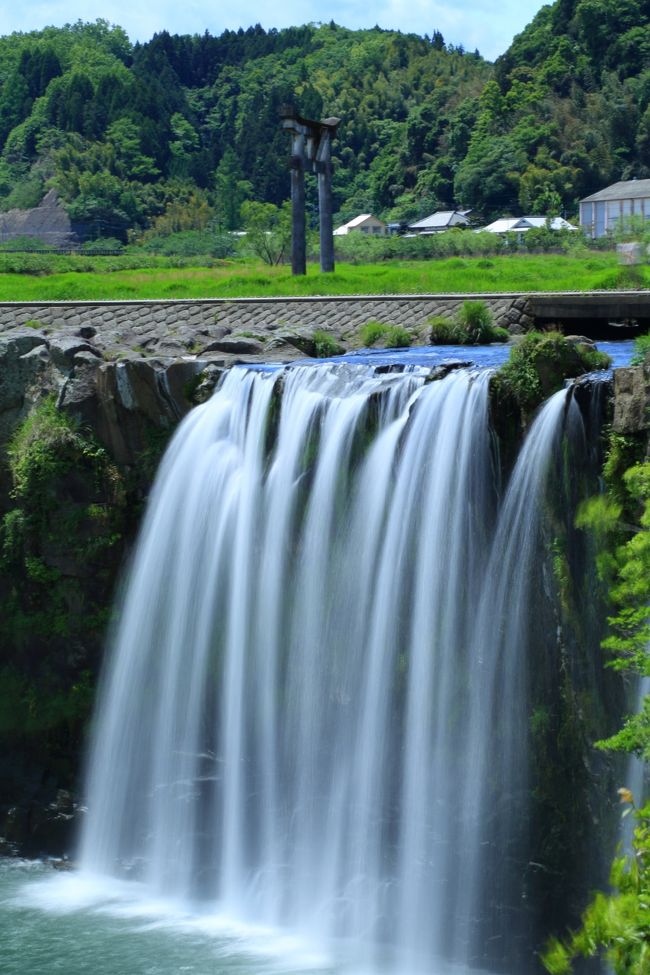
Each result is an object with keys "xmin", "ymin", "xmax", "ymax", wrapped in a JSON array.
[{"xmin": 612, "ymin": 360, "xmax": 650, "ymax": 437}]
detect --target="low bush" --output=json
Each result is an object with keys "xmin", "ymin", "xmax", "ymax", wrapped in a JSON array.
[
  {"xmin": 492, "ymin": 326, "xmax": 511, "ymax": 342},
  {"xmin": 429, "ymin": 316, "xmax": 462, "ymax": 343},
  {"xmin": 429, "ymin": 301, "xmax": 509, "ymax": 345},
  {"xmin": 456, "ymin": 300, "xmax": 495, "ymax": 343},
  {"xmin": 384, "ymin": 325, "xmax": 411, "ymax": 348},
  {"xmin": 631, "ymin": 333, "xmax": 650, "ymax": 365},
  {"xmin": 360, "ymin": 320, "xmax": 390, "ymax": 346},
  {"xmin": 358, "ymin": 320, "xmax": 411, "ymax": 348},
  {"xmin": 80, "ymin": 238, "xmax": 124, "ymax": 254},
  {"xmin": 133, "ymin": 229, "xmax": 237, "ymax": 258},
  {"xmin": 312, "ymin": 329, "xmax": 343, "ymax": 358}
]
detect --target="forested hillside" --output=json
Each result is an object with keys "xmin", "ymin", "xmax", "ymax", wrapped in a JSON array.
[{"xmin": 0, "ymin": 1, "xmax": 647, "ymax": 242}]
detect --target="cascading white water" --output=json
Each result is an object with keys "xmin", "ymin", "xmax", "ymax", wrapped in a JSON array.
[{"xmin": 80, "ymin": 362, "xmax": 585, "ymax": 972}]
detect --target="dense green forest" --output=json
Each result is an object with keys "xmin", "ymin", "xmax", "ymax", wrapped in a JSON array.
[{"xmin": 0, "ymin": 0, "xmax": 647, "ymax": 241}]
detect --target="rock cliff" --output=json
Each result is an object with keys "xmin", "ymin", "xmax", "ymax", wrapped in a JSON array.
[{"xmin": 0, "ymin": 317, "xmax": 646, "ymax": 859}]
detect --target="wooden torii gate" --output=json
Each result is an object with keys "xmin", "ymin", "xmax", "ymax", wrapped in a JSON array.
[{"xmin": 280, "ymin": 106, "xmax": 340, "ymax": 275}]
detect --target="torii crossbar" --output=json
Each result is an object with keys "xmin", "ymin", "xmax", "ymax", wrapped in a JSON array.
[{"xmin": 280, "ymin": 106, "xmax": 340, "ymax": 275}]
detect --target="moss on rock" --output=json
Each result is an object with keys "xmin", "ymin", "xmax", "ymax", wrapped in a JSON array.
[
  {"xmin": 492, "ymin": 332, "xmax": 610, "ymax": 419},
  {"xmin": 0, "ymin": 397, "xmax": 128, "ymax": 840}
]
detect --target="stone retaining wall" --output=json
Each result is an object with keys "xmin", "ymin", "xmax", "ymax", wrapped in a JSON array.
[{"xmin": 0, "ymin": 295, "xmax": 533, "ymax": 362}]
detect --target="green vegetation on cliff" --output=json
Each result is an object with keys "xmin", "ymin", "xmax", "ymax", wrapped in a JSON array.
[
  {"xmin": 543, "ymin": 392, "xmax": 650, "ymax": 973},
  {"xmin": 0, "ymin": 398, "xmax": 126, "ymax": 778},
  {"xmin": 492, "ymin": 331, "xmax": 610, "ymax": 417}
]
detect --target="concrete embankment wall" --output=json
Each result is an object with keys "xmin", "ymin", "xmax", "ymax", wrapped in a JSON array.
[
  {"xmin": 1, "ymin": 291, "xmax": 647, "ymax": 361},
  {"xmin": 0, "ymin": 295, "xmax": 533, "ymax": 362}
]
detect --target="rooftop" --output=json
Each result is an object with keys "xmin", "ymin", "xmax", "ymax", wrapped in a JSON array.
[
  {"xmin": 580, "ymin": 179, "xmax": 650, "ymax": 203},
  {"xmin": 482, "ymin": 216, "xmax": 577, "ymax": 233},
  {"xmin": 408, "ymin": 210, "xmax": 470, "ymax": 230}
]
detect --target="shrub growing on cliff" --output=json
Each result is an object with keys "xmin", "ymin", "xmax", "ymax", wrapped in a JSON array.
[
  {"xmin": 8, "ymin": 398, "xmax": 121, "ymax": 514},
  {"xmin": 576, "ymin": 462, "xmax": 650, "ymax": 758},
  {"xmin": 543, "ymin": 796, "xmax": 650, "ymax": 975},
  {"xmin": 493, "ymin": 332, "xmax": 610, "ymax": 413}
]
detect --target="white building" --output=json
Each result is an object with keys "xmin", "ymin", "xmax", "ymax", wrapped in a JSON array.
[
  {"xmin": 481, "ymin": 216, "xmax": 577, "ymax": 234},
  {"xmin": 579, "ymin": 179, "xmax": 650, "ymax": 238},
  {"xmin": 333, "ymin": 214, "xmax": 388, "ymax": 236},
  {"xmin": 407, "ymin": 210, "xmax": 471, "ymax": 234}
]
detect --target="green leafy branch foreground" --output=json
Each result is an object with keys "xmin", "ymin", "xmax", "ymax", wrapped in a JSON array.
[
  {"xmin": 543, "ymin": 797, "xmax": 650, "ymax": 975},
  {"xmin": 542, "ymin": 409, "xmax": 650, "ymax": 974}
]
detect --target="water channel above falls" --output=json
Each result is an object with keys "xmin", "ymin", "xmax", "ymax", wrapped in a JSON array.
[
  {"xmin": 305, "ymin": 338, "xmax": 635, "ymax": 371},
  {"xmin": 1, "ymin": 340, "xmax": 639, "ymax": 975}
]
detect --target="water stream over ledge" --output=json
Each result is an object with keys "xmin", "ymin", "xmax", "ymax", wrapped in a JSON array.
[{"xmin": 2, "ymin": 341, "xmax": 638, "ymax": 975}]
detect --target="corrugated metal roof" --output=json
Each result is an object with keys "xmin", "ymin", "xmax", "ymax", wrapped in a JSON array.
[
  {"xmin": 580, "ymin": 179, "xmax": 650, "ymax": 203},
  {"xmin": 409, "ymin": 211, "xmax": 468, "ymax": 229}
]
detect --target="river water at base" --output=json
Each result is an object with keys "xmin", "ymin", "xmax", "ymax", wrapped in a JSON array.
[{"xmin": 0, "ymin": 861, "xmax": 496, "ymax": 975}]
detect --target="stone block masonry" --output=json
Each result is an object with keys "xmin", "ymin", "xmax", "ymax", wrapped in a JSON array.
[{"xmin": 0, "ymin": 294, "xmax": 533, "ymax": 364}]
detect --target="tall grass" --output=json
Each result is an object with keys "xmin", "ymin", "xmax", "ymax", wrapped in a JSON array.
[{"xmin": 0, "ymin": 253, "xmax": 635, "ymax": 302}]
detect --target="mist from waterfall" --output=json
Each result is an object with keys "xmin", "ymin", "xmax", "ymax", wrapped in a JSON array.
[{"xmin": 80, "ymin": 362, "xmax": 586, "ymax": 973}]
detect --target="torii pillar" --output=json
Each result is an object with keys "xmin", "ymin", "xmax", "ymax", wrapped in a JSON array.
[{"xmin": 280, "ymin": 107, "xmax": 340, "ymax": 274}]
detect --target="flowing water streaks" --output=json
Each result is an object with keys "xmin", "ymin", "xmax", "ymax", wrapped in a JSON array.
[{"xmin": 80, "ymin": 362, "xmax": 592, "ymax": 972}]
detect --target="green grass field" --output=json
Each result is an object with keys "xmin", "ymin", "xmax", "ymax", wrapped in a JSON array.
[{"xmin": 0, "ymin": 252, "xmax": 645, "ymax": 301}]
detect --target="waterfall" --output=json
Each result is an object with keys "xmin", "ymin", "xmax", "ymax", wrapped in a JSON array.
[
  {"xmin": 80, "ymin": 362, "xmax": 588, "ymax": 972},
  {"xmin": 623, "ymin": 676, "xmax": 650, "ymax": 844}
]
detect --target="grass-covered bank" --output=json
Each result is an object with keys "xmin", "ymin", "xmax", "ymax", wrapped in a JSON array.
[{"xmin": 0, "ymin": 253, "xmax": 645, "ymax": 302}]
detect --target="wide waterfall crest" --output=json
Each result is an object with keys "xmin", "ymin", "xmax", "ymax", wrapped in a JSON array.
[{"xmin": 80, "ymin": 362, "xmax": 587, "ymax": 972}]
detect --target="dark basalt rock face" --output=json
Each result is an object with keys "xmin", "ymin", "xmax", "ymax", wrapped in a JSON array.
[{"xmin": 0, "ymin": 331, "xmax": 229, "ymax": 856}]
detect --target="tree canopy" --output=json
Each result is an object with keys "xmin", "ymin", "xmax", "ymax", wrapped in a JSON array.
[{"xmin": 0, "ymin": 5, "xmax": 647, "ymax": 240}]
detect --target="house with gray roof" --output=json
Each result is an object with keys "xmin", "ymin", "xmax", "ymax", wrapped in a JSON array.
[
  {"xmin": 481, "ymin": 216, "xmax": 577, "ymax": 234},
  {"xmin": 579, "ymin": 179, "xmax": 650, "ymax": 238},
  {"xmin": 333, "ymin": 214, "xmax": 387, "ymax": 236},
  {"xmin": 407, "ymin": 210, "xmax": 471, "ymax": 234}
]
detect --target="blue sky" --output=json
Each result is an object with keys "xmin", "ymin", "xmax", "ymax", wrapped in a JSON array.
[{"xmin": 0, "ymin": 1, "xmax": 550, "ymax": 61}]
